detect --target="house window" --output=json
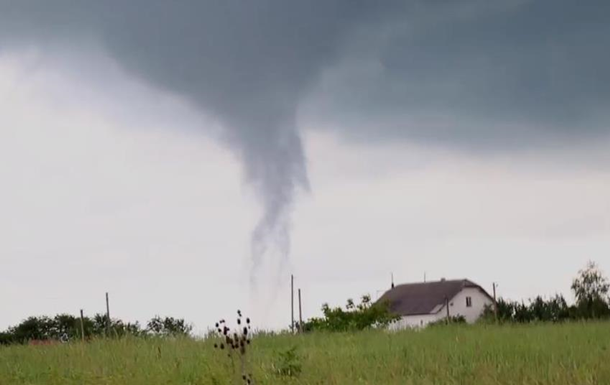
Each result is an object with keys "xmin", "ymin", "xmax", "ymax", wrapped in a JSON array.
[{"xmin": 466, "ymin": 297, "xmax": 472, "ymax": 308}]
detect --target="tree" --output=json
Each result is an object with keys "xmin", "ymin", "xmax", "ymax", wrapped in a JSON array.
[
  {"xmin": 0, "ymin": 331, "xmax": 14, "ymax": 345},
  {"xmin": 545, "ymin": 294, "xmax": 571, "ymax": 322},
  {"xmin": 571, "ymin": 261, "xmax": 610, "ymax": 319},
  {"xmin": 481, "ymin": 294, "xmax": 570, "ymax": 324},
  {"xmin": 302, "ymin": 294, "xmax": 399, "ymax": 332},
  {"xmin": 529, "ymin": 295, "xmax": 570, "ymax": 322},
  {"xmin": 146, "ymin": 316, "xmax": 192, "ymax": 337},
  {"xmin": 7, "ymin": 316, "xmax": 54, "ymax": 343},
  {"xmin": 52, "ymin": 314, "xmax": 79, "ymax": 339},
  {"xmin": 92, "ymin": 313, "xmax": 109, "ymax": 335},
  {"xmin": 1, "ymin": 313, "xmax": 193, "ymax": 344}
]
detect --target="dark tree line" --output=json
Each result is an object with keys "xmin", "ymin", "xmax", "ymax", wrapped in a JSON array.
[
  {"xmin": 482, "ymin": 261, "xmax": 610, "ymax": 323},
  {"xmin": 0, "ymin": 314, "xmax": 192, "ymax": 345},
  {"xmin": 2, "ymin": 261, "xmax": 608, "ymax": 343}
]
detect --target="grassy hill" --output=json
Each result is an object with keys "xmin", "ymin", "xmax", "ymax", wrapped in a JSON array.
[{"xmin": 1, "ymin": 323, "xmax": 609, "ymax": 384}]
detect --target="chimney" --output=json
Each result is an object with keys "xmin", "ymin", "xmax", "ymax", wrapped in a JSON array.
[{"xmin": 441, "ymin": 277, "xmax": 446, "ymax": 282}]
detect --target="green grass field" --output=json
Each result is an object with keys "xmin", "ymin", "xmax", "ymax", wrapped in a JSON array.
[{"xmin": 1, "ymin": 323, "xmax": 609, "ymax": 385}]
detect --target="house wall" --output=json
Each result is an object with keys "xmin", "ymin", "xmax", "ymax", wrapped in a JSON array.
[
  {"xmin": 390, "ymin": 313, "xmax": 443, "ymax": 330},
  {"xmin": 391, "ymin": 287, "xmax": 493, "ymax": 329},
  {"xmin": 446, "ymin": 287, "xmax": 493, "ymax": 324}
]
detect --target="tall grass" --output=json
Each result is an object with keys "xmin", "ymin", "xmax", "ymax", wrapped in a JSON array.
[{"xmin": 1, "ymin": 323, "xmax": 609, "ymax": 384}]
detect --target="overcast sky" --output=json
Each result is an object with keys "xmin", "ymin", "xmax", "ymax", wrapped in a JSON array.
[{"xmin": 1, "ymin": 0, "xmax": 609, "ymax": 332}]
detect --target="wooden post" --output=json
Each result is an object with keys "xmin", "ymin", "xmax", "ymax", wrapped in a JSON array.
[
  {"xmin": 493, "ymin": 283, "xmax": 498, "ymax": 323},
  {"xmin": 290, "ymin": 275, "xmax": 295, "ymax": 334},
  {"xmin": 298, "ymin": 288, "xmax": 303, "ymax": 333},
  {"xmin": 80, "ymin": 309, "xmax": 85, "ymax": 342},
  {"xmin": 105, "ymin": 292, "xmax": 111, "ymax": 336}
]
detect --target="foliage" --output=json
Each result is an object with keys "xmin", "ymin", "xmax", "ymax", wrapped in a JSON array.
[
  {"xmin": 302, "ymin": 294, "xmax": 399, "ymax": 332},
  {"xmin": 482, "ymin": 295, "xmax": 573, "ymax": 324},
  {"xmin": 147, "ymin": 316, "xmax": 193, "ymax": 337},
  {"xmin": 0, "ymin": 331, "xmax": 14, "ymax": 346},
  {"xmin": 571, "ymin": 261, "xmax": 610, "ymax": 319},
  {"xmin": 7, "ymin": 316, "xmax": 53, "ymax": 343},
  {"xmin": 0, "ymin": 313, "xmax": 191, "ymax": 344},
  {"xmin": 4, "ymin": 315, "xmax": 85, "ymax": 344},
  {"xmin": 111, "ymin": 320, "xmax": 145, "ymax": 338},
  {"xmin": 481, "ymin": 261, "xmax": 610, "ymax": 324}
]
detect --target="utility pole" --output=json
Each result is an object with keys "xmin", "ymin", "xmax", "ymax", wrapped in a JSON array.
[
  {"xmin": 80, "ymin": 309, "xmax": 85, "ymax": 342},
  {"xmin": 105, "ymin": 292, "xmax": 111, "ymax": 337},
  {"xmin": 298, "ymin": 288, "xmax": 303, "ymax": 333},
  {"xmin": 290, "ymin": 275, "xmax": 295, "ymax": 334},
  {"xmin": 493, "ymin": 283, "xmax": 498, "ymax": 323}
]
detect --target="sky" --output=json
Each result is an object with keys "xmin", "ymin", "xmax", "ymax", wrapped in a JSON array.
[{"xmin": 0, "ymin": 0, "xmax": 609, "ymax": 332}]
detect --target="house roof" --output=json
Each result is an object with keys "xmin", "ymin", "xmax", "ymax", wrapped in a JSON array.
[{"xmin": 377, "ymin": 279, "xmax": 492, "ymax": 316}]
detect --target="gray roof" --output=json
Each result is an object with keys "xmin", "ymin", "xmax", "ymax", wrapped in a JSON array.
[{"xmin": 377, "ymin": 279, "xmax": 492, "ymax": 316}]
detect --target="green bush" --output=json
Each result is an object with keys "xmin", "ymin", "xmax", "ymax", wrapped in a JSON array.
[
  {"xmin": 301, "ymin": 294, "xmax": 399, "ymax": 332},
  {"xmin": 274, "ymin": 346, "xmax": 302, "ymax": 377}
]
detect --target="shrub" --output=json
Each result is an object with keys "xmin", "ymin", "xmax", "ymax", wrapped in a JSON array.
[
  {"xmin": 302, "ymin": 294, "xmax": 399, "ymax": 332},
  {"xmin": 274, "ymin": 346, "xmax": 302, "ymax": 378}
]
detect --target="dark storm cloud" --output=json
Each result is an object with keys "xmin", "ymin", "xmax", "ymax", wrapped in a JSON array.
[
  {"xmin": 304, "ymin": 0, "xmax": 610, "ymax": 148},
  {"xmin": 1, "ymin": 0, "xmax": 609, "ymax": 270}
]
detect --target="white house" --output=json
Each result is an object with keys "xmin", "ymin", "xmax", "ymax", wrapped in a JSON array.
[{"xmin": 377, "ymin": 279, "xmax": 493, "ymax": 329}]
